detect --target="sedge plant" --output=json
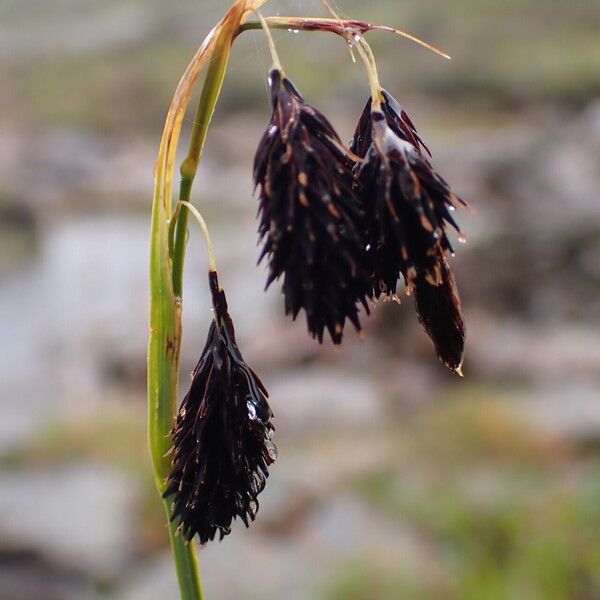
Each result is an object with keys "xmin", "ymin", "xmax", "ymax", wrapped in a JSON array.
[{"xmin": 148, "ymin": 1, "xmax": 466, "ymax": 598}]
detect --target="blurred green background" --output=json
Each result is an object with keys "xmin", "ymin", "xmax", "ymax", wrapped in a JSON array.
[{"xmin": 1, "ymin": 0, "xmax": 599, "ymax": 598}]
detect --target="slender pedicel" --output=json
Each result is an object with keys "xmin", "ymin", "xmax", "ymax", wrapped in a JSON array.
[
  {"xmin": 354, "ymin": 37, "xmax": 384, "ymax": 109},
  {"xmin": 254, "ymin": 9, "xmax": 284, "ymax": 72},
  {"xmin": 319, "ymin": 0, "xmax": 357, "ymax": 62},
  {"xmin": 179, "ymin": 201, "xmax": 216, "ymax": 272}
]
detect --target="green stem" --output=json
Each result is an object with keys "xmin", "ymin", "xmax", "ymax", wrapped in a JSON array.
[
  {"xmin": 164, "ymin": 500, "xmax": 204, "ymax": 600},
  {"xmin": 155, "ymin": 18, "xmax": 235, "ymax": 600},
  {"xmin": 171, "ymin": 34, "xmax": 232, "ymax": 297}
]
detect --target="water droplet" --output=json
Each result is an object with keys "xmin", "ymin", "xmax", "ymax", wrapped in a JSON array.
[
  {"xmin": 365, "ymin": 244, "xmax": 372, "ymax": 251},
  {"xmin": 268, "ymin": 124, "xmax": 278, "ymax": 136},
  {"xmin": 248, "ymin": 499, "xmax": 258, "ymax": 515},
  {"xmin": 354, "ymin": 34, "xmax": 362, "ymax": 43},
  {"xmin": 288, "ymin": 28, "xmax": 300, "ymax": 34},
  {"xmin": 265, "ymin": 440, "xmax": 278, "ymax": 462},
  {"xmin": 458, "ymin": 235, "xmax": 467, "ymax": 244},
  {"xmin": 247, "ymin": 401, "xmax": 257, "ymax": 420},
  {"xmin": 433, "ymin": 229, "xmax": 441, "ymax": 239},
  {"xmin": 448, "ymin": 205, "xmax": 456, "ymax": 211}
]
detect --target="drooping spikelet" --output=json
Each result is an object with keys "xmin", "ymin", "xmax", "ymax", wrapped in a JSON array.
[
  {"xmin": 413, "ymin": 251, "xmax": 466, "ymax": 373},
  {"xmin": 351, "ymin": 90, "xmax": 430, "ymax": 161},
  {"xmin": 254, "ymin": 68, "xmax": 372, "ymax": 344},
  {"xmin": 165, "ymin": 271, "xmax": 276, "ymax": 544},
  {"xmin": 353, "ymin": 91, "xmax": 465, "ymax": 296},
  {"xmin": 352, "ymin": 90, "xmax": 467, "ymax": 371}
]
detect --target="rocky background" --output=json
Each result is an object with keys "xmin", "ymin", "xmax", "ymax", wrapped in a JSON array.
[{"xmin": 1, "ymin": 0, "xmax": 599, "ymax": 598}]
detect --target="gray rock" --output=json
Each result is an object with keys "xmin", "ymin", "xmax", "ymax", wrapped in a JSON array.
[
  {"xmin": 513, "ymin": 380, "xmax": 600, "ymax": 441},
  {"xmin": 491, "ymin": 101, "xmax": 600, "ymax": 237},
  {"xmin": 258, "ymin": 435, "xmax": 392, "ymax": 530},
  {"xmin": 268, "ymin": 368, "xmax": 384, "ymax": 438},
  {"xmin": 0, "ymin": 464, "xmax": 137, "ymax": 579},
  {"xmin": 119, "ymin": 495, "xmax": 429, "ymax": 600},
  {"xmin": 0, "ymin": 548, "xmax": 100, "ymax": 600},
  {"xmin": 468, "ymin": 316, "xmax": 600, "ymax": 382}
]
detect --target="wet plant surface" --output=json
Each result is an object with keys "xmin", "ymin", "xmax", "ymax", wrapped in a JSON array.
[{"xmin": 1, "ymin": 0, "xmax": 600, "ymax": 598}]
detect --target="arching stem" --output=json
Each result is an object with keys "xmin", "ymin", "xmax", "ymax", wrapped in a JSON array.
[
  {"xmin": 171, "ymin": 30, "xmax": 233, "ymax": 297},
  {"xmin": 148, "ymin": 3, "xmax": 254, "ymax": 600},
  {"xmin": 180, "ymin": 201, "xmax": 217, "ymax": 273},
  {"xmin": 238, "ymin": 16, "xmax": 451, "ymax": 60}
]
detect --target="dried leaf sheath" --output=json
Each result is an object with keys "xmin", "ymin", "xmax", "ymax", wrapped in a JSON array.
[
  {"xmin": 165, "ymin": 271, "xmax": 276, "ymax": 544},
  {"xmin": 254, "ymin": 69, "xmax": 372, "ymax": 344}
]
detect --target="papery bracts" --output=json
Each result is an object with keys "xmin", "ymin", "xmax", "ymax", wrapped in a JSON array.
[
  {"xmin": 253, "ymin": 68, "xmax": 372, "ymax": 344},
  {"xmin": 164, "ymin": 271, "xmax": 276, "ymax": 544}
]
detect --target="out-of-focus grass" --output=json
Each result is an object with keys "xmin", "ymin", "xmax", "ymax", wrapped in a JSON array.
[
  {"xmin": 322, "ymin": 559, "xmax": 431, "ymax": 600},
  {"xmin": 5, "ymin": 0, "xmax": 599, "ymax": 134},
  {"xmin": 339, "ymin": 392, "xmax": 600, "ymax": 600},
  {"xmin": 14, "ymin": 40, "xmax": 189, "ymax": 134},
  {"xmin": 0, "ymin": 405, "xmax": 146, "ymax": 471}
]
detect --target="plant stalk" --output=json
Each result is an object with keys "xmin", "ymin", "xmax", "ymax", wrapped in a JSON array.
[
  {"xmin": 171, "ymin": 32, "xmax": 232, "ymax": 296},
  {"xmin": 164, "ymin": 499, "xmax": 203, "ymax": 598},
  {"xmin": 238, "ymin": 16, "xmax": 450, "ymax": 60},
  {"xmin": 148, "ymin": 3, "xmax": 251, "ymax": 599}
]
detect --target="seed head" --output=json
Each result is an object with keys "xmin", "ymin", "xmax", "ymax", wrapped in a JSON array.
[
  {"xmin": 165, "ymin": 272, "xmax": 276, "ymax": 544},
  {"xmin": 413, "ymin": 251, "xmax": 465, "ymax": 373},
  {"xmin": 351, "ymin": 90, "xmax": 430, "ymax": 160},
  {"xmin": 353, "ymin": 91, "xmax": 466, "ymax": 297},
  {"xmin": 254, "ymin": 69, "xmax": 372, "ymax": 344},
  {"xmin": 352, "ymin": 90, "xmax": 467, "ymax": 371}
]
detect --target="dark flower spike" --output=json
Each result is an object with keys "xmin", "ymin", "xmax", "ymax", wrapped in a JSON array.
[
  {"xmin": 253, "ymin": 68, "xmax": 372, "ymax": 344},
  {"xmin": 165, "ymin": 271, "xmax": 276, "ymax": 544},
  {"xmin": 354, "ymin": 95, "xmax": 467, "ymax": 298},
  {"xmin": 414, "ymin": 251, "xmax": 466, "ymax": 374},
  {"xmin": 351, "ymin": 90, "xmax": 430, "ymax": 160}
]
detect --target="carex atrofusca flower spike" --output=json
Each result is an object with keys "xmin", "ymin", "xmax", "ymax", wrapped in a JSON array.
[
  {"xmin": 165, "ymin": 271, "xmax": 276, "ymax": 544},
  {"xmin": 352, "ymin": 89, "xmax": 467, "ymax": 371},
  {"xmin": 353, "ymin": 90, "xmax": 466, "ymax": 295},
  {"xmin": 253, "ymin": 68, "xmax": 372, "ymax": 344},
  {"xmin": 351, "ymin": 90, "xmax": 431, "ymax": 161},
  {"xmin": 413, "ymin": 250, "xmax": 466, "ymax": 374}
]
